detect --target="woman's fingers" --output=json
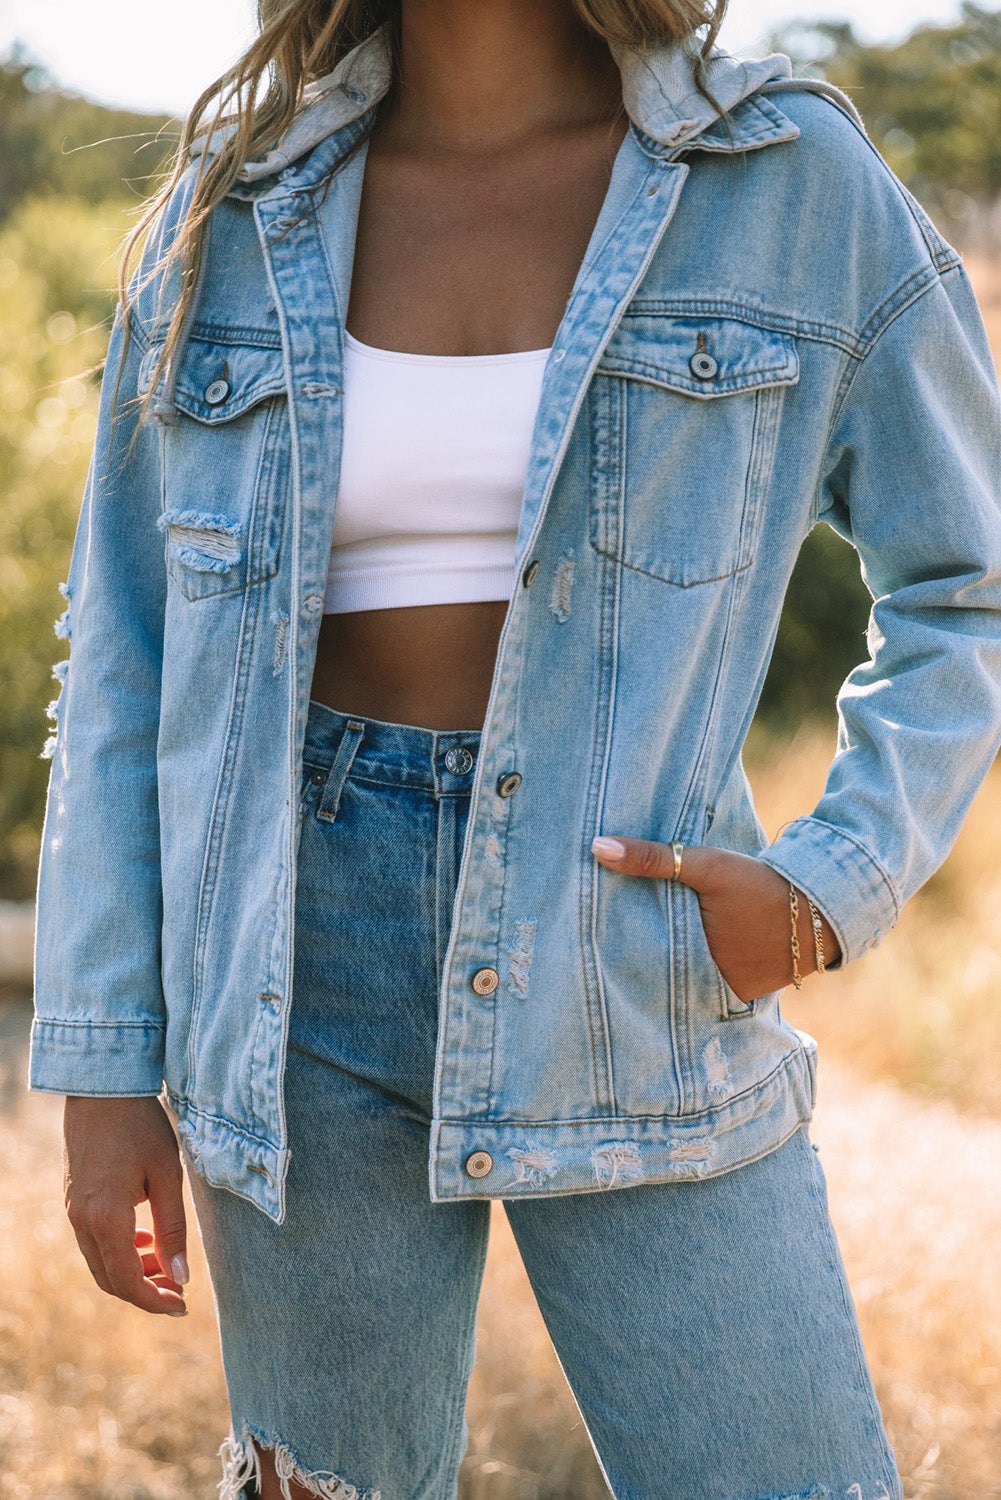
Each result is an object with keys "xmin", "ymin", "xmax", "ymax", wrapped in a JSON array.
[
  {"xmin": 136, "ymin": 1230, "xmax": 183, "ymax": 1290},
  {"xmin": 69, "ymin": 1197, "xmax": 181, "ymax": 1316},
  {"xmin": 590, "ymin": 834, "xmax": 845, "ymax": 998},
  {"xmin": 590, "ymin": 835, "xmax": 721, "ymax": 889},
  {"xmin": 590, "ymin": 836, "xmax": 800, "ymax": 1000}
]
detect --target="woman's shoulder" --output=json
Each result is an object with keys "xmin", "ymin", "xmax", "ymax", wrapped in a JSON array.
[
  {"xmin": 127, "ymin": 153, "xmax": 264, "ymax": 345},
  {"xmin": 755, "ymin": 76, "xmax": 957, "ymax": 274},
  {"xmin": 739, "ymin": 75, "xmax": 961, "ymax": 343}
]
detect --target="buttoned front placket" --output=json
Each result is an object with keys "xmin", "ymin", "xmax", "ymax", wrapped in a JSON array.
[{"xmin": 428, "ymin": 134, "xmax": 695, "ymax": 1200}]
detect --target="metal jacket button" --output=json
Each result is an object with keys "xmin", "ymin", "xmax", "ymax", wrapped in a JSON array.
[
  {"xmin": 496, "ymin": 771, "xmax": 522, "ymax": 797},
  {"xmin": 689, "ymin": 350, "xmax": 718, "ymax": 380},
  {"xmin": 471, "ymin": 967, "xmax": 499, "ymax": 995},
  {"xmin": 522, "ymin": 559, "xmax": 540, "ymax": 588},
  {"xmin": 444, "ymin": 746, "xmax": 474, "ymax": 775},
  {"xmin": 465, "ymin": 1150, "xmax": 493, "ymax": 1178},
  {"xmin": 204, "ymin": 378, "xmax": 231, "ymax": 405}
]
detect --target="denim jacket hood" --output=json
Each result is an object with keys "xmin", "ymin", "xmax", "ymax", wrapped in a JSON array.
[
  {"xmin": 29, "ymin": 26, "xmax": 1001, "ymax": 1223},
  {"xmin": 190, "ymin": 23, "xmax": 863, "ymax": 180}
]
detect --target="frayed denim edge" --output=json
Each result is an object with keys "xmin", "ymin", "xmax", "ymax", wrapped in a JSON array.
[{"xmin": 218, "ymin": 1422, "xmax": 382, "ymax": 1500}]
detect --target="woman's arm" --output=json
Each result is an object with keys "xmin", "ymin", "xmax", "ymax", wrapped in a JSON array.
[
  {"xmin": 595, "ymin": 257, "xmax": 1001, "ymax": 996},
  {"xmin": 29, "ymin": 297, "xmax": 170, "ymax": 1096},
  {"xmin": 29, "ymin": 184, "xmax": 198, "ymax": 1312},
  {"xmin": 756, "ymin": 259, "xmax": 1001, "ymax": 966}
]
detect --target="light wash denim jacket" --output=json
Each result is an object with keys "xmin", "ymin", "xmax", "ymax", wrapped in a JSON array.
[{"xmin": 29, "ymin": 25, "xmax": 1001, "ymax": 1221}]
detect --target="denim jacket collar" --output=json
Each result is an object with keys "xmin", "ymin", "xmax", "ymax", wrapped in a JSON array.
[{"xmin": 190, "ymin": 21, "xmax": 860, "ymax": 191}]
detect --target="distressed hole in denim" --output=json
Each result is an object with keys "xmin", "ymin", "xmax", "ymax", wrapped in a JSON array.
[
  {"xmin": 592, "ymin": 1140, "xmax": 645, "ymax": 1189},
  {"xmin": 703, "ymin": 1034, "xmax": 731, "ymax": 1099},
  {"xmin": 507, "ymin": 918, "xmax": 536, "ymax": 998},
  {"xmin": 272, "ymin": 610, "xmax": 290, "ymax": 676},
  {"xmin": 549, "ymin": 548, "xmax": 575, "ymax": 622},
  {"xmin": 506, "ymin": 1144, "xmax": 559, "ymax": 1188},
  {"xmin": 218, "ymin": 1423, "xmax": 382, "ymax": 1500},
  {"xmin": 666, "ymin": 1137, "xmax": 711, "ymax": 1164},
  {"xmin": 301, "ymin": 381, "xmax": 342, "ymax": 399},
  {"xmin": 156, "ymin": 508, "xmax": 243, "ymax": 571}
]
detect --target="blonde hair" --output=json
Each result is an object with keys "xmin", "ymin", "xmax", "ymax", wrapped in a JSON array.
[{"xmin": 118, "ymin": 0, "xmax": 732, "ymax": 423}]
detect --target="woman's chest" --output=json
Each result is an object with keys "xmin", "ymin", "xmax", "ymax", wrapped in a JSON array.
[{"xmin": 344, "ymin": 118, "xmax": 630, "ymax": 356}]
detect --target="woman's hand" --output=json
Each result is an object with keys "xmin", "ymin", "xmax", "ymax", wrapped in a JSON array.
[
  {"xmin": 591, "ymin": 835, "xmax": 841, "ymax": 1004},
  {"xmin": 63, "ymin": 1095, "xmax": 190, "ymax": 1317}
]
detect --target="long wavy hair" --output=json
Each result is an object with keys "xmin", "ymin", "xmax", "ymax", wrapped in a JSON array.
[{"xmin": 118, "ymin": 0, "xmax": 732, "ymax": 424}]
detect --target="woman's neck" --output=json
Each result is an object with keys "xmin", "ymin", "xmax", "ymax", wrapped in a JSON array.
[{"xmin": 382, "ymin": 0, "xmax": 625, "ymax": 156}]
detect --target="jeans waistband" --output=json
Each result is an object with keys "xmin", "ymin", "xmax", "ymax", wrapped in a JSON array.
[{"xmin": 303, "ymin": 698, "xmax": 483, "ymax": 796}]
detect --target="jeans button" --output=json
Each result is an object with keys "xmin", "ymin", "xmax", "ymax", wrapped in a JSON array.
[
  {"xmin": 465, "ymin": 1150, "xmax": 493, "ymax": 1179},
  {"xmin": 444, "ymin": 746, "xmax": 474, "ymax": 775},
  {"xmin": 496, "ymin": 771, "xmax": 522, "ymax": 797},
  {"xmin": 689, "ymin": 350, "xmax": 718, "ymax": 380},
  {"xmin": 471, "ymin": 967, "xmax": 499, "ymax": 995},
  {"xmin": 522, "ymin": 559, "xmax": 540, "ymax": 588}
]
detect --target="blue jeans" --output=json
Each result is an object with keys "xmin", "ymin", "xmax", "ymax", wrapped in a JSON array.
[{"xmin": 186, "ymin": 699, "xmax": 902, "ymax": 1500}]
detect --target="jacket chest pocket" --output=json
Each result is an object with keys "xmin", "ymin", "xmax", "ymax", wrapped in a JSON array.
[
  {"xmin": 140, "ymin": 334, "xmax": 291, "ymax": 602},
  {"xmin": 589, "ymin": 314, "xmax": 799, "ymax": 587}
]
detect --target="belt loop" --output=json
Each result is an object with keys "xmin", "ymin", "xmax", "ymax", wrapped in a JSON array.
[{"xmin": 316, "ymin": 719, "xmax": 366, "ymax": 823}]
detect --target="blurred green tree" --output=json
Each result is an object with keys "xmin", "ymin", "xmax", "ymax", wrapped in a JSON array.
[
  {"xmin": 0, "ymin": 46, "xmax": 175, "ymax": 221},
  {"xmin": 0, "ymin": 195, "xmax": 126, "ymax": 896},
  {"xmin": 765, "ymin": 2, "xmax": 1001, "ymax": 222}
]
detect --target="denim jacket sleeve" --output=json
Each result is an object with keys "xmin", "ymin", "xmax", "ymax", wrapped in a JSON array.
[
  {"xmin": 757, "ymin": 258, "xmax": 1001, "ymax": 966},
  {"xmin": 28, "ymin": 283, "xmax": 170, "ymax": 1095}
]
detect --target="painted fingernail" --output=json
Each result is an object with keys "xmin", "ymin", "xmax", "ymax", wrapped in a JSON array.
[
  {"xmin": 591, "ymin": 836, "xmax": 626, "ymax": 860},
  {"xmin": 171, "ymin": 1253, "xmax": 190, "ymax": 1286}
]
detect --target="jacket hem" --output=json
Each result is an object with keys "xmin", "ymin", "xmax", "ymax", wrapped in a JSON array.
[
  {"xmin": 160, "ymin": 1037, "xmax": 818, "ymax": 1221},
  {"xmin": 164, "ymin": 1089, "xmax": 293, "ymax": 1224},
  {"xmin": 427, "ymin": 1032, "xmax": 818, "ymax": 1201}
]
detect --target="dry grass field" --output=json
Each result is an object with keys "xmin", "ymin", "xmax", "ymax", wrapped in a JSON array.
[{"xmin": 1, "ymin": 256, "xmax": 999, "ymax": 1500}]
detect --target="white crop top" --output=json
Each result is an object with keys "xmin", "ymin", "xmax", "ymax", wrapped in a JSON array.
[{"xmin": 322, "ymin": 331, "xmax": 551, "ymax": 613}]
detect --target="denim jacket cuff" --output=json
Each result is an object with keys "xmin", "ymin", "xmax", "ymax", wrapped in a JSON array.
[
  {"xmin": 755, "ymin": 816, "xmax": 900, "ymax": 969},
  {"xmin": 28, "ymin": 1019, "xmax": 166, "ymax": 1097}
]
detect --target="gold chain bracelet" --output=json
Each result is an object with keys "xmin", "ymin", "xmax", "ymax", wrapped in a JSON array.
[
  {"xmin": 788, "ymin": 882, "xmax": 803, "ymax": 989},
  {"xmin": 807, "ymin": 897, "xmax": 827, "ymax": 974}
]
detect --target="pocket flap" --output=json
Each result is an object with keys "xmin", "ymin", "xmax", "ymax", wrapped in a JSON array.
[
  {"xmin": 139, "ymin": 332, "xmax": 287, "ymax": 423},
  {"xmin": 598, "ymin": 313, "xmax": 799, "ymax": 398}
]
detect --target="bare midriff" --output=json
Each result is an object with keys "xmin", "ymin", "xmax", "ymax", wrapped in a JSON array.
[
  {"xmin": 311, "ymin": 601, "xmax": 512, "ymax": 731},
  {"xmin": 308, "ymin": 33, "xmax": 629, "ymax": 732}
]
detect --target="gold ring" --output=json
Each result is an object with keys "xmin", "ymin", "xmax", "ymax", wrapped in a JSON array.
[{"xmin": 671, "ymin": 841, "xmax": 684, "ymax": 880}]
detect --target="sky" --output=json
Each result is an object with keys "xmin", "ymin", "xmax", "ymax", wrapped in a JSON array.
[{"xmin": 0, "ymin": 0, "xmax": 997, "ymax": 117}]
